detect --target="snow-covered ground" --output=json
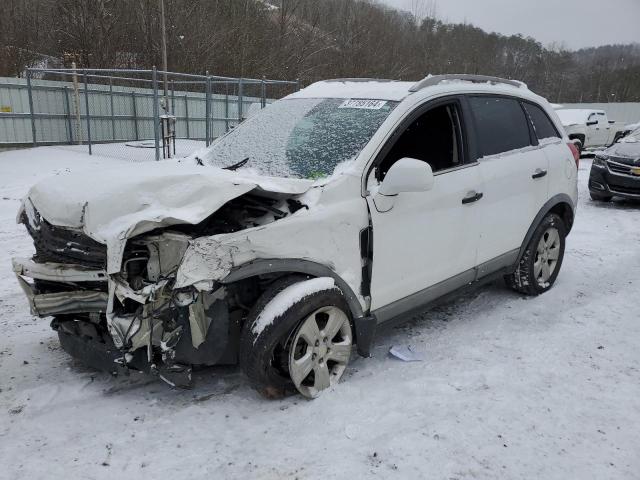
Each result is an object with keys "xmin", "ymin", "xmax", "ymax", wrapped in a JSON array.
[{"xmin": 0, "ymin": 147, "xmax": 639, "ymax": 479}]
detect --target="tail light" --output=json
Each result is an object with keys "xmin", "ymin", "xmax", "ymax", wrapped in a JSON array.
[{"xmin": 568, "ymin": 143, "xmax": 580, "ymax": 168}]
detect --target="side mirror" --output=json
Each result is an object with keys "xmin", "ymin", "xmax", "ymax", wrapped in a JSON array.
[
  {"xmin": 586, "ymin": 120, "xmax": 598, "ymax": 126},
  {"xmin": 378, "ymin": 158, "xmax": 434, "ymax": 196}
]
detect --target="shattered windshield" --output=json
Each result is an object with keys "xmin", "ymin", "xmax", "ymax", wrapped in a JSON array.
[{"xmin": 200, "ymin": 98, "xmax": 398, "ymax": 179}]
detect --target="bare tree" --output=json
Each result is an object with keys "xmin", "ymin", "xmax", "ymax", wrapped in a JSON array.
[{"xmin": 1, "ymin": 0, "xmax": 638, "ymax": 101}]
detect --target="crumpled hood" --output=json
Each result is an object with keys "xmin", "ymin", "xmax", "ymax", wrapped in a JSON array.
[{"xmin": 24, "ymin": 160, "xmax": 313, "ymax": 273}]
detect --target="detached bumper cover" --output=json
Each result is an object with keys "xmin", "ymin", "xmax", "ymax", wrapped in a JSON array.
[{"xmin": 12, "ymin": 257, "xmax": 108, "ymax": 317}]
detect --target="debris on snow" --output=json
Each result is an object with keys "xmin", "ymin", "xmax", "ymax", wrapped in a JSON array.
[{"xmin": 388, "ymin": 345, "xmax": 424, "ymax": 362}]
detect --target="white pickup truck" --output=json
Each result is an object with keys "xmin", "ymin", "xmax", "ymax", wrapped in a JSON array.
[{"xmin": 556, "ymin": 109, "xmax": 626, "ymax": 152}]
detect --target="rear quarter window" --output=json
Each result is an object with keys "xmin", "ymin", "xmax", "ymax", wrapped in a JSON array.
[
  {"xmin": 469, "ymin": 96, "xmax": 532, "ymax": 157},
  {"xmin": 523, "ymin": 102, "xmax": 561, "ymax": 141}
]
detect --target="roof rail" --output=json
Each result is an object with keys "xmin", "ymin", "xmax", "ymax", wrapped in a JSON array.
[
  {"xmin": 409, "ymin": 74, "xmax": 525, "ymax": 92},
  {"xmin": 323, "ymin": 78, "xmax": 400, "ymax": 83}
]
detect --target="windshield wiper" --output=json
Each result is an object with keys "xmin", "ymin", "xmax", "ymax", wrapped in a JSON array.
[{"xmin": 223, "ymin": 157, "xmax": 250, "ymax": 171}]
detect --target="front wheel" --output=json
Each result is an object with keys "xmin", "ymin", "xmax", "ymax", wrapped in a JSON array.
[
  {"xmin": 505, "ymin": 213, "xmax": 566, "ymax": 295},
  {"xmin": 239, "ymin": 276, "xmax": 353, "ymax": 399}
]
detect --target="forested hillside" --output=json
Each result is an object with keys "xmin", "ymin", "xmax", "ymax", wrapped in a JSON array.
[{"xmin": 1, "ymin": 0, "xmax": 638, "ymax": 101}]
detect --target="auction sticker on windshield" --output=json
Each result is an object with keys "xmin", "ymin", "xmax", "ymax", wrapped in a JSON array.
[{"xmin": 339, "ymin": 99, "xmax": 387, "ymax": 110}]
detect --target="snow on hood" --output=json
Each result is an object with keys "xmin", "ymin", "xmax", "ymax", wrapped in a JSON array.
[
  {"xmin": 24, "ymin": 160, "xmax": 313, "ymax": 273},
  {"xmin": 606, "ymin": 140, "xmax": 640, "ymax": 159}
]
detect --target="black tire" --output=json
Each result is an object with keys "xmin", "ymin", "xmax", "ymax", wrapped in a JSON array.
[
  {"xmin": 239, "ymin": 275, "xmax": 349, "ymax": 398},
  {"xmin": 505, "ymin": 213, "xmax": 566, "ymax": 296},
  {"xmin": 590, "ymin": 192, "xmax": 613, "ymax": 202}
]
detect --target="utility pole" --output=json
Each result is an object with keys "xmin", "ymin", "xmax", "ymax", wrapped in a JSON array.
[{"xmin": 160, "ymin": 0, "xmax": 169, "ymax": 113}]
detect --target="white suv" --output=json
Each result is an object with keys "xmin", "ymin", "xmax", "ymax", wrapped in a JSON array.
[{"xmin": 13, "ymin": 74, "xmax": 579, "ymax": 398}]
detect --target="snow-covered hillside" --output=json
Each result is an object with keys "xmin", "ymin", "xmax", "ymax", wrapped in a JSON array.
[{"xmin": 0, "ymin": 147, "xmax": 638, "ymax": 479}]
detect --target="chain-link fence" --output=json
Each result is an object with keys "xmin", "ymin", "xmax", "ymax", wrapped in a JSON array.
[{"xmin": 6, "ymin": 68, "xmax": 298, "ymax": 162}]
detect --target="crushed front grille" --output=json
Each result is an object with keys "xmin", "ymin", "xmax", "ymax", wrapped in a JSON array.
[{"xmin": 22, "ymin": 210, "xmax": 107, "ymax": 268}]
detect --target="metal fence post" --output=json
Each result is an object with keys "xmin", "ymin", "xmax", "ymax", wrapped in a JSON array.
[
  {"xmin": 63, "ymin": 86, "xmax": 73, "ymax": 144},
  {"xmin": 26, "ymin": 69, "xmax": 37, "ymax": 147},
  {"xmin": 171, "ymin": 80, "xmax": 176, "ymax": 116},
  {"xmin": 224, "ymin": 87, "xmax": 229, "ymax": 133},
  {"xmin": 205, "ymin": 73, "xmax": 211, "ymax": 146},
  {"xmin": 152, "ymin": 66, "xmax": 160, "ymax": 161},
  {"xmin": 83, "ymin": 71, "xmax": 92, "ymax": 155},
  {"xmin": 184, "ymin": 94, "xmax": 190, "ymax": 139},
  {"xmin": 295, "ymin": 78, "xmax": 300, "ymax": 92},
  {"xmin": 261, "ymin": 76, "xmax": 266, "ymax": 108},
  {"xmin": 131, "ymin": 92, "xmax": 139, "ymax": 141},
  {"xmin": 71, "ymin": 63, "xmax": 82, "ymax": 145},
  {"xmin": 109, "ymin": 78, "xmax": 116, "ymax": 141},
  {"xmin": 237, "ymin": 78, "xmax": 244, "ymax": 123}
]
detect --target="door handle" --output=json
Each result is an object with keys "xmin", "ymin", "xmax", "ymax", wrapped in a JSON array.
[
  {"xmin": 532, "ymin": 169, "xmax": 548, "ymax": 179},
  {"xmin": 461, "ymin": 191, "xmax": 483, "ymax": 204}
]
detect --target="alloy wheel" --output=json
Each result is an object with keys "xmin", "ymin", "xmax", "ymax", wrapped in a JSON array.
[
  {"xmin": 534, "ymin": 227, "xmax": 561, "ymax": 286},
  {"xmin": 288, "ymin": 306, "xmax": 352, "ymax": 398}
]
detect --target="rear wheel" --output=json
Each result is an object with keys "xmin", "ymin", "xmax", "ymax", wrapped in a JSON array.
[
  {"xmin": 239, "ymin": 276, "xmax": 353, "ymax": 399},
  {"xmin": 505, "ymin": 213, "xmax": 566, "ymax": 295},
  {"xmin": 590, "ymin": 192, "xmax": 613, "ymax": 202}
]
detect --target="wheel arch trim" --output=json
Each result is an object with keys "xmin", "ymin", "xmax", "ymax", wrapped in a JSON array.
[
  {"xmin": 516, "ymin": 194, "xmax": 575, "ymax": 267},
  {"xmin": 220, "ymin": 259, "xmax": 377, "ymax": 357},
  {"xmin": 220, "ymin": 258, "xmax": 365, "ymax": 319}
]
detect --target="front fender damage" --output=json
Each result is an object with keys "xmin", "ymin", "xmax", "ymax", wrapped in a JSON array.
[
  {"xmin": 15, "ymin": 172, "xmax": 368, "ymax": 388},
  {"xmin": 174, "ymin": 236, "xmax": 240, "ymax": 291}
]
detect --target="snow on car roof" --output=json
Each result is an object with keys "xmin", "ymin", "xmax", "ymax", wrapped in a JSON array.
[
  {"xmin": 287, "ymin": 76, "xmax": 539, "ymax": 103},
  {"xmin": 287, "ymin": 79, "xmax": 414, "ymax": 101}
]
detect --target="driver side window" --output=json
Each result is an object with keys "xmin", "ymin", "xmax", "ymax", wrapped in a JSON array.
[{"xmin": 376, "ymin": 102, "xmax": 464, "ymax": 180}]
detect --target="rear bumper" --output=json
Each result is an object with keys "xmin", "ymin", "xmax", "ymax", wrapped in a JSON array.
[
  {"xmin": 12, "ymin": 257, "xmax": 108, "ymax": 317},
  {"xmin": 589, "ymin": 164, "xmax": 640, "ymax": 199}
]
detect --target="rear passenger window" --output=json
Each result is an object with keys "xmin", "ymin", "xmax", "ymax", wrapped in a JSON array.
[
  {"xmin": 523, "ymin": 102, "xmax": 560, "ymax": 141},
  {"xmin": 469, "ymin": 96, "xmax": 532, "ymax": 157}
]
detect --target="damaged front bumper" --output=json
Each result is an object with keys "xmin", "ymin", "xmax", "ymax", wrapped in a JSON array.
[
  {"xmin": 12, "ymin": 231, "xmax": 239, "ymax": 388},
  {"xmin": 13, "ymin": 257, "xmax": 108, "ymax": 316}
]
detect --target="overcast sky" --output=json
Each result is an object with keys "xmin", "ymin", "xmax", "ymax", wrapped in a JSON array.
[{"xmin": 382, "ymin": 0, "xmax": 640, "ymax": 49}]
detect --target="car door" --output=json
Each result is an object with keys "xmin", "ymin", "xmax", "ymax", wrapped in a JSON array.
[
  {"xmin": 522, "ymin": 101, "xmax": 574, "ymax": 205},
  {"xmin": 467, "ymin": 96, "xmax": 549, "ymax": 267},
  {"xmin": 366, "ymin": 98, "xmax": 483, "ymax": 313},
  {"xmin": 586, "ymin": 112, "xmax": 600, "ymax": 146},
  {"xmin": 596, "ymin": 112, "xmax": 611, "ymax": 145}
]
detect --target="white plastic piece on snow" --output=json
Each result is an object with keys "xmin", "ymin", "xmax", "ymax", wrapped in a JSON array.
[{"xmin": 389, "ymin": 345, "xmax": 424, "ymax": 362}]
